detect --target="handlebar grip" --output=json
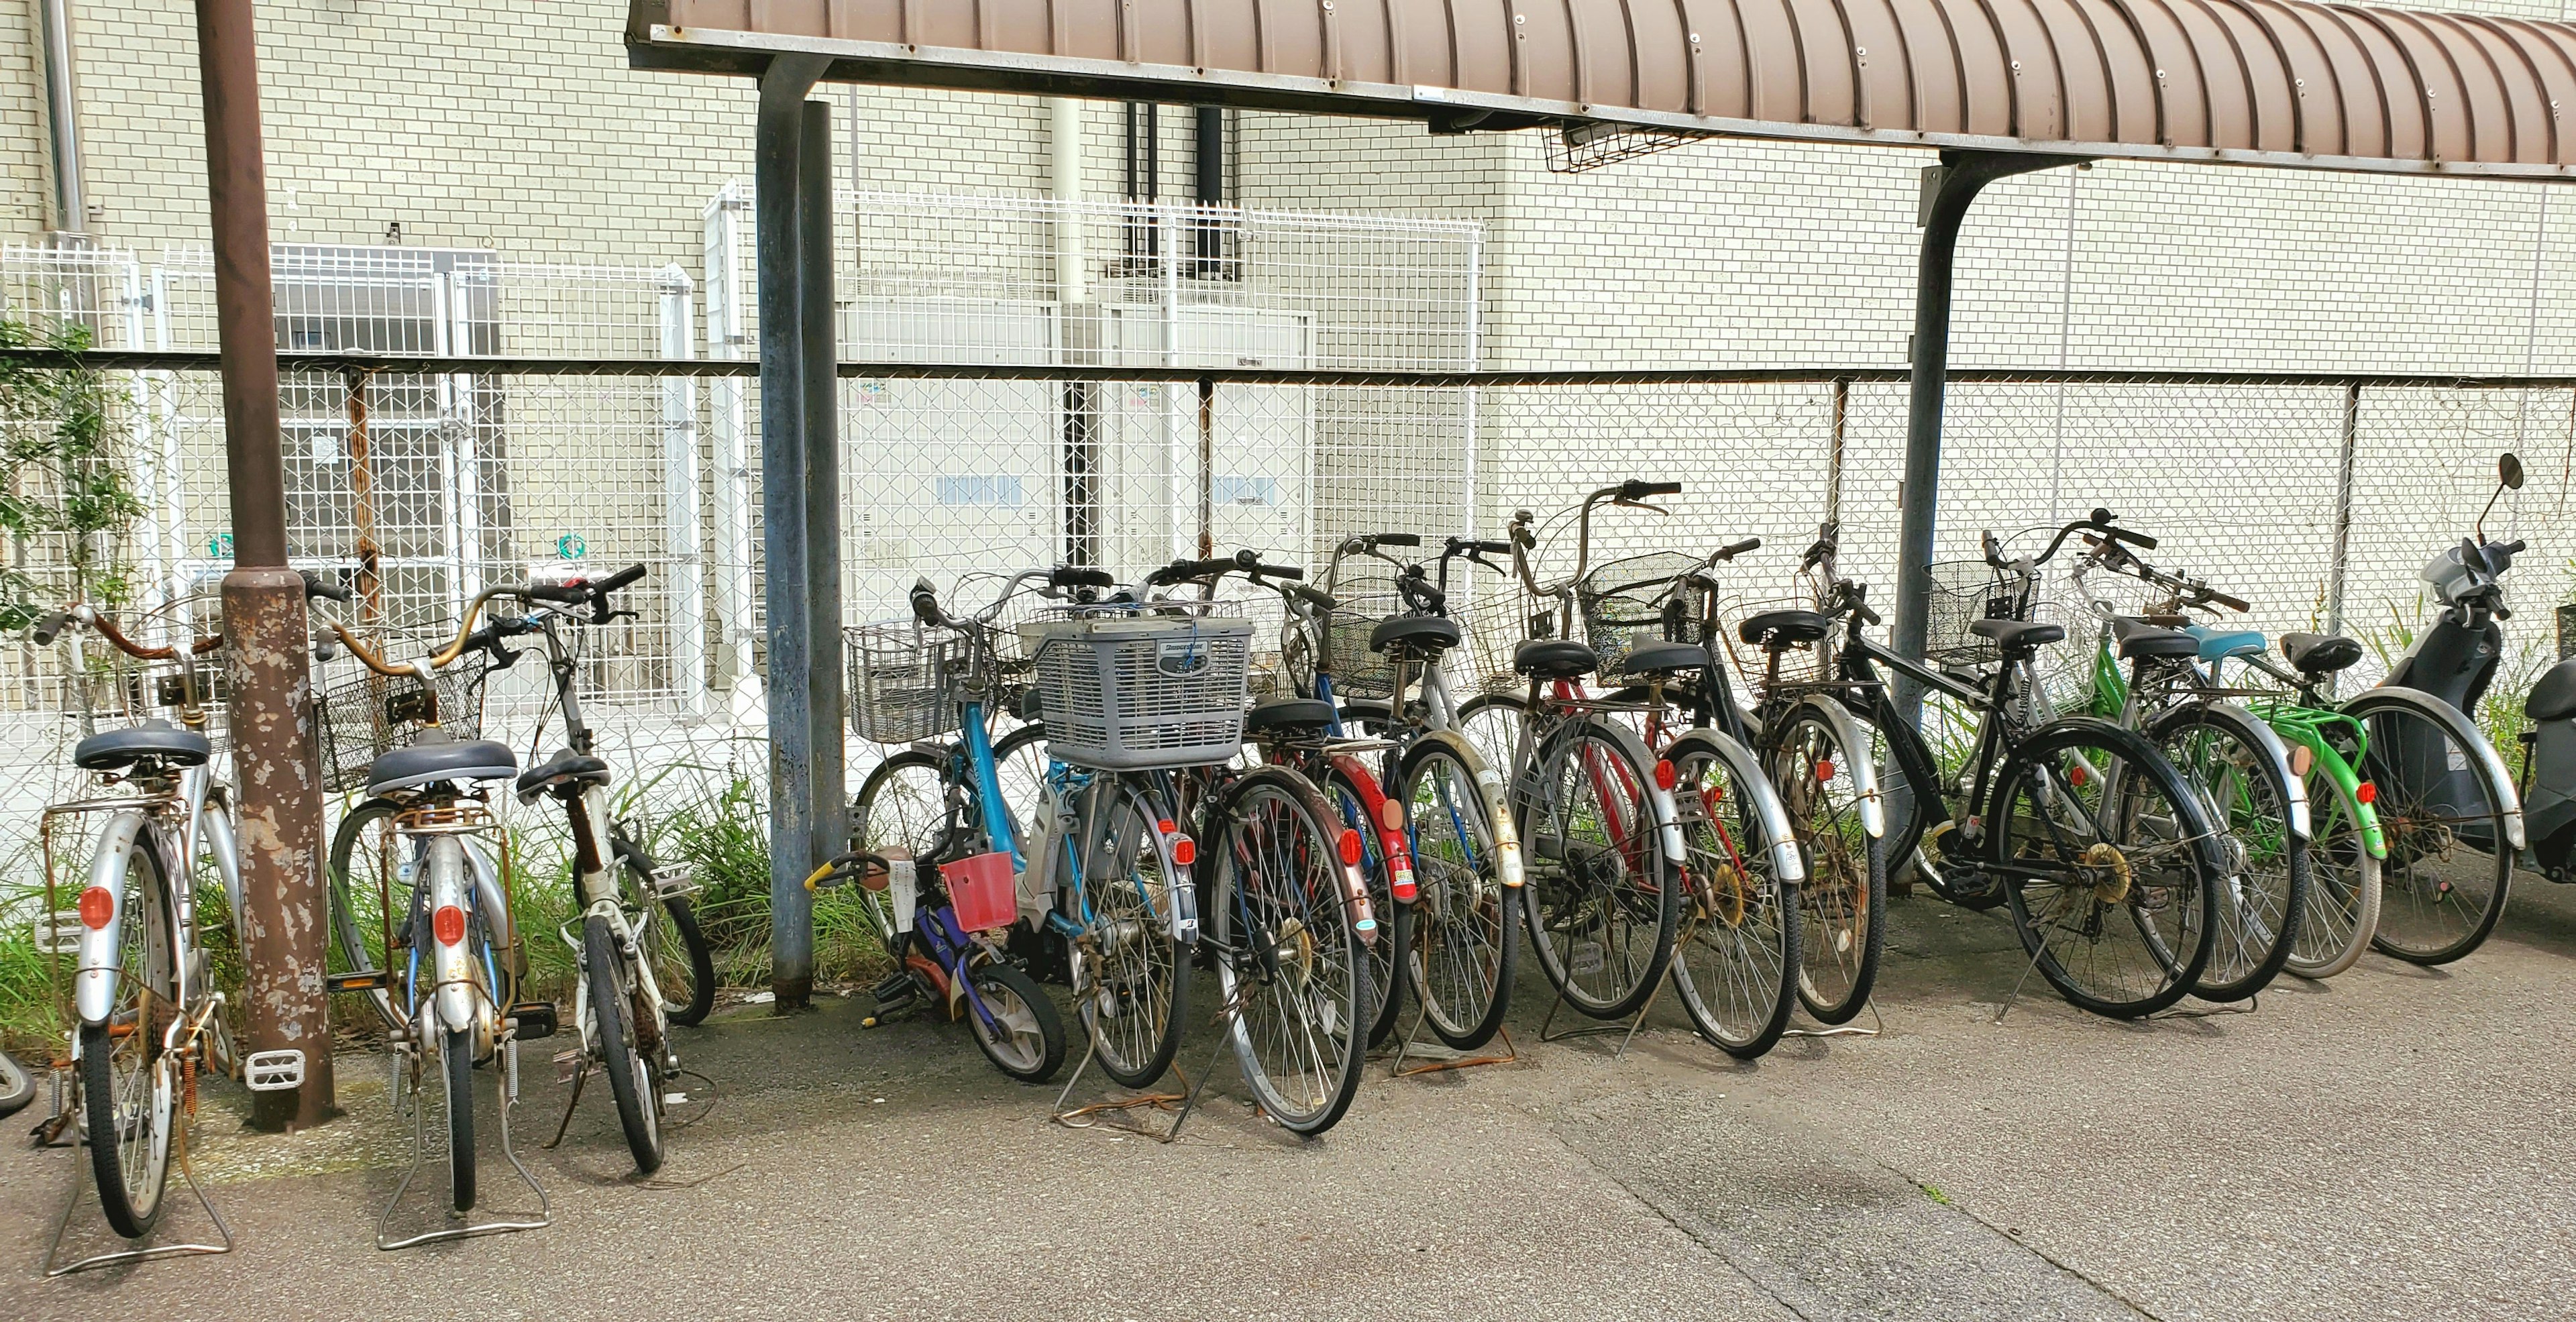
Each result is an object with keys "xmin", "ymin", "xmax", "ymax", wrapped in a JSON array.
[
  {"xmin": 30, "ymin": 611, "xmax": 69, "ymax": 647},
  {"xmin": 300, "ymin": 570, "xmax": 352, "ymax": 603},
  {"xmin": 909, "ymin": 577, "xmax": 943, "ymax": 626},
  {"xmin": 1718, "ymin": 537, "xmax": 1762, "ymax": 559},
  {"xmin": 1293, "ymin": 585, "xmax": 1337, "ymax": 612},
  {"xmin": 1148, "ymin": 557, "xmax": 1240, "ymax": 585},
  {"xmin": 1250, "ymin": 562, "xmax": 1305, "ymax": 582},
  {"xmin": 2107, "ymin": 527, "xmax": 2159, "ymax": 551},
  {"xmin": 2506, "ymin": 539, "xmax": 2530, "ymax": 555},
  {"xmin": 1619, "ymin": 480, "xmax": 1682, "ymax": 500},
  {"xmin": 525, "ymin": 582, "xmax": 586, "ymax": 604},
  {"xmin": 595, "ymin": 563, "xmax": 648, "ymax": 595},
  {"xmin": 1852, "ymin": 600, "xmax": 1882, "ymax": 626},
  {"xmin": 1375, "ymin": 533, "xmax": 1421, "ymax": 548},
  {"xmin": 2210, "ymin": 589, "xmax": 2252, "ymax": 612},
  {"xmin": 1052, "ymin": 566, "xmax": 1118, "ymax": 590}
]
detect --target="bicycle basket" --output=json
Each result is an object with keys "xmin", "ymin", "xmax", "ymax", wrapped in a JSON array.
[
  {"xmin": 1578, "ymin": 551, "xmax": 1711, "ymax": 679},
  {"xmin": 1320, "ymin": 577, "xmax": 1403, "ymax": 700},
  {"xmin": 1923, "ymin": 560, "xmax": 2038, "ymax": 669},
  {"xmin": 1715, "ymin": 594, "xmax": 1833, "ymax": 690},
  {"xmin": 845, "ymin": 620, "xmax": 966, "ymax": 744},
  {"xmin": 317, "ymin": 665, "xmax": 487, "ymax": 794},
  {"xmin": 1020, "ymin": 604, "xmax": 1252, "ymax": 771}
]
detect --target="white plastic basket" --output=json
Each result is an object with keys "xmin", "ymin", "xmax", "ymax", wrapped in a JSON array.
[{"xmin": 1021, "ymin": 606, "xmax": 1253, "ymax": 770}]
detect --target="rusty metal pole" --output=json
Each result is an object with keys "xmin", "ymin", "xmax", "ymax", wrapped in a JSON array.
[
  {"xmin": 198, "ymin": 0, "xmax": 333, "ymax": 1129},
  {"xmin": 346, "ymin": 369, "xmax": 382, "ymax": 628}
]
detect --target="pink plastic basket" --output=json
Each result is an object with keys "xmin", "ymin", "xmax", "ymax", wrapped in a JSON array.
[{"xmin": 941, "ymin": 852, "xmax": 1019, "ymax": 934}]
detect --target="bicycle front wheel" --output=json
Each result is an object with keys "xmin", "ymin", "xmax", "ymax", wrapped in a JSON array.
[
  {"xmin": 328, "ymin": 797, "xmax": 412, "ymax": 1030},
  {"xmin": 2347, "ymin": 690, "xmax": 2517, "ymax": 965},
  {"xmin": 1764, "ymin": 699, "xmax": 1883, "ymax": 1024},
  {"xmin": 2285, "ymin": 769, "xmax": 2381, "ymax": 979},
  {"xmin": 586, "ymin": 914, "xmax": 665, "ymax": 1175},
  {"xmin": 1069, "ymin": 780, "xmax": 1191, "ymax": 1090},
  {"xmin": 850, "ymin": 749, "xmax": 951, "ymax": 957},
  {"xmin": 1992, "ymin": 720, "xmax": 2219, "ymax": 1018},
  {"xmin": 1519, "ymin": 718, "xmax": 1677, "ymax": 1020},
  {"xmin": 1399, "ymin": 732, "xmax": 1517, "ymax": 1050},
  {"xmin": 1666, "ymin": 729, "xmax": 1800, "ymax": 1057},
  {"xmin": 1210, "ymin": 767, "xmax": 1371, "ymax": 1136},
  {"xmin": 2151, "ymin": 703, "xmax": 2309, "ymax": 1002},
  {"xmin": 80, "ymin": 821, "xmax": 178, "ymax": 1238}
]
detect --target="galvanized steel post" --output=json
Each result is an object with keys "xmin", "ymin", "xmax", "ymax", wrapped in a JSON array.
[
  {"xmin": 798, "ymin": 97, "xmax": 847, "ymax": 984},
  {"xmin": 756, "ymin": 54, "xmax": 828, "ymax": 1009},
  {"xmin": 197, "ymin": 0, "xmax": 334, "ymax": 1128}
]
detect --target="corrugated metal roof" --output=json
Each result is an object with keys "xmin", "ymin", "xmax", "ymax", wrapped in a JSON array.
[{"xmin": 627, "ymin": 1, "xmax": 2576, "ymax": 179}]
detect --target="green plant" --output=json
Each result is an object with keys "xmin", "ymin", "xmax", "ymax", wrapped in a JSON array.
[{"xmin": 0, "ymin": 317, "xmax": 141, "ymax": 626}]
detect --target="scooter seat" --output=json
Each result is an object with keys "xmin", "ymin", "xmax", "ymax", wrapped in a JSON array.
[
  {"xmin": 2187, "ymin": 626, "xmax": 2267, "ymax": 663},
  {"xmin": 2529, "ymin": 659, "xmax": 2576, "ymax": 722},
  {"xmin": 2279, "ymin": 632, "xmax": 2363, "ymax": 675}
]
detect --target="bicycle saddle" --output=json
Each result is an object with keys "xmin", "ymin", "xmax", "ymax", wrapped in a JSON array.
[
  {"xmin": 1616, "ymin": 641, "xmax": 1710, "ymax": 676},
  {"xmin": 2110, "ymin": 616, "xmax": 2202, "ymax": 661},
  {"xmin": 2278, "ymin": 632, "xmax": 2363, "ymax": 675},
  {"xmin": 1513, "ymin": 638, "xmax": 1597, "ymax": 679},
  {"xmin": 1369, "ymin": 615, "xmax": 1462, "ymax": 655},
  {"xmin": 1967, "ymin": 618, "xmax": 2065, "ymax": 653},
  {"xmin": 1737, "ymin": 609, "xmax": 1830, "ymax": 649},
  {"xmin": 74, "ymin": 719, "xmax": 211, "ymax": 771},
  {"xmin": 2186, "ymin": 625, "xmax": 2267, "ymax": 663},
  {"xmin": 516, "ymin": 747, "xmax": 611, "ymax": 800},
  {"xmin": 367, "ymin": 734, "xmax": 519, "ymax": 795},
  {"xmin": 2528, "ymin": 660, "xmax": 2576, "ymax": 721},
  {"xmin": 1246, "ymin": 697, "xmax": 1336, "ymax": 734}
]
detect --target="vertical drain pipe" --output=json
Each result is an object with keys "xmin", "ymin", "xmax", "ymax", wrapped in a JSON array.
[
  {"xmin": 1054, "ymin": 99, "xmax": 1098, "ymax": 565},
  {"xmin": 39, "ymin": 0, "xmax": 85, "ymax": 237}
]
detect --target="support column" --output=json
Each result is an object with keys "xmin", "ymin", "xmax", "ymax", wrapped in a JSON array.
[
  {"xmin": 757, "ymin": 54, "xmax": 828, "ymax": 1009},
  {"xmin": 797, "ymin": 97, "xmax": 846, "ymax": 1005},
  {"xmin": 1889, "ymin": 150, "xmax": 2068, "ymax": 727},
  {"xmin": 197, "ymin": 0, "xmax": 333, "ymax": 1129}
]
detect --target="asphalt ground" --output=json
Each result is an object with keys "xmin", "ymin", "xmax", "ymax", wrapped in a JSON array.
[{"xmin": 9, "ymin": 878, "xmax": 2574, "ymax": 1321}]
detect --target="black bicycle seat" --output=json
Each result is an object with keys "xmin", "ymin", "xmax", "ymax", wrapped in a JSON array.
[
  {"xmin": 1967, "ymin": 618, "xmax": 2065, "ymax": 653},
  {"xmin": 2110, "ymin": 616, "xmax": 2202, "ymax": 661},
  {"xmin": 1737, "ymin": 609, "xmax": 1830, "ymax": 649},
  {"xmin": 1246, "ymin": 697, "xmax": 1337, "ymax": 734},
  {"xmin": 1513, "ymin": 639, "xmax": 1597, "ymax": 679},
  {"xmin": 368, "ymin": 736, "xmax": 519, "ymax": 795},
  {"xmin": 2279, "ymin": 632, "xmax": 2362, "ymax": 675},
  {"xmin": 1369, "ymin": 615, "xmax": 1462, "ymax": 655},
  {"xmin": 515, "ymin": 748, "xmax": 611, "ymax": 800},
  {"xmin": 1617, "ymin": 641, "xmax": 1711, "ymax": 675},
  {"xmin": 74, "ymin": 719, "xmax": 211, "ymax": 771}
]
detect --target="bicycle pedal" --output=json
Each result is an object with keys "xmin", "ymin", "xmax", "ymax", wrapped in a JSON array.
[
  {"xmin": 244, "ymin": 1048, "xmax": 306, "ymax": 1092},
  {"xmin": 869, "ymin": 971, "xmax": 919, "ymax": 1004},
  {"xmin": 508, "ymin": 1002, "xmax": 559, "ymax": 1040}
]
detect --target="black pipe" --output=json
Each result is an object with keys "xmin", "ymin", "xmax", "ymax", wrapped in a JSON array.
[
  {"xmin": 797, "ymin": 96, "xmax": 845, "ymax": 993},
  {"xmin": 1194, "ymin": 105, "xmax": 1224, "ymax": 275}
]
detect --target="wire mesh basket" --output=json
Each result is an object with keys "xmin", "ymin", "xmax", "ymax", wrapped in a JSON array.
[
  {"xmin": 1578, "ymin": 551, "xmax": 1711, "ymax": 679},
  {"xmin": 1923, "ymin": 560, "xmax": 2040, "ymax": 669},
  {"xmin": 845, "ymin": 620, "xmax": 967, "ymax": 744},
  {"xmin": 1020, "ymin": 603, "xmax": 1253, "ymax": 771},
  {"xmin": 317, "ymin": 665, "xmax": 487, "ymax": 794},
  {"xmin": 1456, "ymin": 577, "xmax": 1556, "ymax": 697},
  {"xmin": 1715, "ymin": 594, "xmax": 1835, "ymax": 690},
  {"xmin": 1320, "ymin": 577, "xmax": 1403, "ymax": 700}
]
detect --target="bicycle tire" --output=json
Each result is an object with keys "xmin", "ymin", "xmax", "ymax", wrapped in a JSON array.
[
  {"xmin": 1071, "ymin": 779, "xmax": 1191, "ymax": 1090},
  {"xmin": 441, "ymin": 1024, "xmax": 476, "ymax": 1212},
  {"xmin": 327, "ymin": 797, "xmax": 411, "ymax": 1030},
  {"xmin": 1762, "ymin": 697, "xmax": 1886, "ymax": 1025},
  {"xmin": 1516, "ymin": 716, "xmax": 1679, "ymax": 1020},
  {"xmin": 1664, "ymin": 728, "xmax": 1801, "ymax": 1058},
  {"xmin": 586, "ymin": 914, "xmax": 666, "ymax": 1174},
  {"xmin": 849, "ymin": 749, "xmax": 951, "ymax": 957},
  {"xmin": 1992, "ymin": 719, "xmax": 2220, "ymax": 1018},
  {"xmin": 1454, "ymin": 692, "xmax": 1529, "ymax": 799},
  {"xmin": 615, "ymin": 836, "xmax": 716, "ymax": 1027},
  {"xmin": 1210, "ymin": 766, "xmax": 1371, "ymax": 1136},
  {"xmin": 1325, "ymin": 763, "xmax": 1411, "ymax": 1048},
  {"xmin": 2148, "ymin": 702, "xmax": 2309, "ymax": 1002},
  {"xmin": 1397, "ymin": 731, "xmax": 1518, "ymax": 1050},
  {"xmin": 0, "ymin": 1050, "xmax": 34, "ymax": 1118},
  {"xmin": 2347, "ymin": 688, "xmax": 2518, "ymax": 965},
  {"xmin": 80, "ymin": 822, "xmax": 176, "ymax": 1239},
  {"xmin": 963, "ymin": 960, "xmax": 1067, "ymax": 1083},
  {"xmin": 2284, "ymin": 770, "xmax": 2381, "ymax": 979},
  {"xmin": 1848, "ymin": 692, "xmax": 1998, "ymax": 908}
]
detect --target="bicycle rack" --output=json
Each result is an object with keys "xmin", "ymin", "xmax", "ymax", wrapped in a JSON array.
[
  {"xmin": 42, "ymin": 1077, "xmax": 235, "ymax": 1276},
  {"xmin": 1051, "ymin": 971, "xmax": 1285, "ymax": 1144},
  {"xmin": 1536, "ymin": 979, "xmax": 1662, "ymax": 1057},
  {"xmin": 374, "ymin": 1030, "xmax": 551, "ymax": 1250},
  {"xmin": 1384, "ymin": 1005, "xmax": 1519, "ymax": 1078}
]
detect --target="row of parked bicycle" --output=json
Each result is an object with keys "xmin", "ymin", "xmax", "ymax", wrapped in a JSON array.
[{"xmin": 11, "ymin": 453, "xmax": 2555, "ymax": 1258}]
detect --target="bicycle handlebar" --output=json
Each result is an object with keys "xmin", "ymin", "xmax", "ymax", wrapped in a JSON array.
[
  {"xmin": 1052, "ymin": 566, "xmax": 1117, "ymax": 590},
  {"xmin": 1715, "ymin": 536, "xmax": 1761, "ymax": 561},
  {"xmin": 1619, "ymin": 480, "xmax": 1682, "ymax": 500}
]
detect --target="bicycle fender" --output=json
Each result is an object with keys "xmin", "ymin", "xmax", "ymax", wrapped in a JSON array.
[
  {"xmin": 1328, "ymin": 751, "xmax": 1417, "ymax": 903},
  {"xmin": 1788, "ymin": 696, "xmax": 1886, "ymax": 840},
  {"xmin": 1672, "ymin": 729, "xmax": 1807, "ymax": 886},
  {"xmin": 74, "ymin": 811, "xmax": 152, "ymax": 1026},
  {"xmin": 426, "ymin": 839, "xmax": 478, "ymax": 1034},
  {"xmin": 1433, "ymin": 729, "xmax": 1525, "ymax": 887},
  {"xmin": 2349, "ymin": 686, "xmax": 2526, "ymax": 852},
  {"xmin": 2149, "ymin": 702, "xmax": 2312, "ymax": 841}
]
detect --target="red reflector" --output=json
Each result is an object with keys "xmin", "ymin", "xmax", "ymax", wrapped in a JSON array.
[
  {"xmin": 1156, "ymin": 818, "xmax": 1178, "ymax": 835},
  {"xmin": 433, "ymin": 904, "xmax": 467, "ymax": 946},
  {"xmin": 1171, "ymin": 836, "xmax": 1197, "ymax": 867},
  {"xmin": 1339, "ymin": 828, "xmax": 1365, "ymax": 867},
  {"xmin": 1816, "ymin": 758, "xmax": 1835, "ymax": 782},
  {"xmin": 2355, "ymin": 781, "xmax": 2377, "ymax": 806},
  {"xmin": 78, "ymin": 887, "xmax": 113, "ymax": 930},
  {"xmin": 2070, "ymin": 765, "xmax": 2089, "ymax": 787},
  {"xmin": 1654, "ymin": 759, "xmax": 1677, "ymax": 791}
]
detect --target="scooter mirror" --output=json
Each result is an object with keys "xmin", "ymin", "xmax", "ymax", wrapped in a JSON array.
[{"xmin": 2500, "ymin": 452, "xmax": 2526, "ymax": 490}]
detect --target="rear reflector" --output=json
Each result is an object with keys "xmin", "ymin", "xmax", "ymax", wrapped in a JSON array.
[
  {"xmin": 2355, "ymin": 781, "xmax": 2377, "ymax": 806},
  {"xmin": 78, "ymin": 887, "xmax": 113, "ymax": 930},
  {"xmin": 1339, "ymin": 829, "xmax": 1365, "ymax": 867},
  {"xmin": 433, "ymin": 904, "xmax": 467, "ymax": 946},
  {"xmin": 1379, "ymin": 797, "xmax": 1406, "ymax": 831},
  {"xmin": 1817, "ymin": 758, "xmax": 1836, "ymax": 781},
  {"xmin": 1171, "ymin": 836, "xmax": 1197, "ymax": 867},
  {"xmin": 1654, "ymin": 759, "xmax": 1677, "ymax": 791}
]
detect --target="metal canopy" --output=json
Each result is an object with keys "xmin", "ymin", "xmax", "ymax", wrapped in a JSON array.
[{"xmin": 631, "ymin": 0, "xmax": 2576, "ymax": 179}]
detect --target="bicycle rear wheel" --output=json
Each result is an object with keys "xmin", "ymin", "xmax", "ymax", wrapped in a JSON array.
[
  {"xmin": 1324, "ymin": 764, "xmax": 1411, "ymax": 1049},
  {"xmin": 1399, "ymin": 732, "xmax": 1517, "ymax": 1050},
  {"xmin": 1210, "ymin": 767, "xmax": 1371, "ymax": 1136},
  {"xmin": 1665, "ymin": 730, "xmax": 1800, "ymax": 1057},
  {"xmin": 850, "ymin": 749, "xmax": 951, "ymax": 956},
  {"xmin": 439, "ymin": 1024, "xmax": 476, "ymax": 1212},
  {"xmin": 1993, "ymin": 720, "xmax": 2219, "ymax": 1018},
  {"xmin": 2347, "ymin": 691, "xmax": 2517, "ymax": 965},
  {"xmin": 1518, "ymin": 716, "xmax": 1677, "ymax": 1020},
  {"xmin": 0, "ymin": 1050, "xmax": 35, "ymax": 1118},
  {"xmin": 1763, "ymin": 698, "xmax": 1883, "ymax": 1024},
  {"xmin": 80, "ymin": 824, "xmax": 178, "ymax": 1238},
  {"xmin": 2285, "ymin": 770, "xmax": 2381, "ymax": 979},
  {"xmin": 586, "ymin": 914, "xmax": 665, "ymax": 1175},
  {"xmin": 2150, "ymin": 703, "xmax": 2309, "ymax": 1001},
  {"xmin": 328, "ymin": 797, "xmax": 412, "ymax": 1030},
  {"xmin": 1070, "ymin": 779, "xmax": 1191, "ymax": 1090}
]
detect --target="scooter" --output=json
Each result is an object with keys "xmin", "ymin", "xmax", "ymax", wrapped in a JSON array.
[{"xmin": 2489, "ymin": 454, "xmax": 2576, "ymax": 881}]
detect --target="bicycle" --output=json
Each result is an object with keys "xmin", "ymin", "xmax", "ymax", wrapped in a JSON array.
[
  {"xmin": 1450, "ymin": 482, "xmax": 1693, "ymax": 1031},
  {"xmin": 841, "ymin": 567, "xmax": 1104, "ymax": 1083},
  {"xmin": 1305, "ymin": 531, "xmax": 1526, "ymax": 1054},
  {"xmin": 2065, "ymin": 531, "xmax": 2313, "ymax": 1002},
  {"xmin": 25, "ymin": 584, "xmax": 329, "ymax": 1241},
  {"xmin": 1862, "ymin": 512, "xmax": 2226, "ymax": 1017}
]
